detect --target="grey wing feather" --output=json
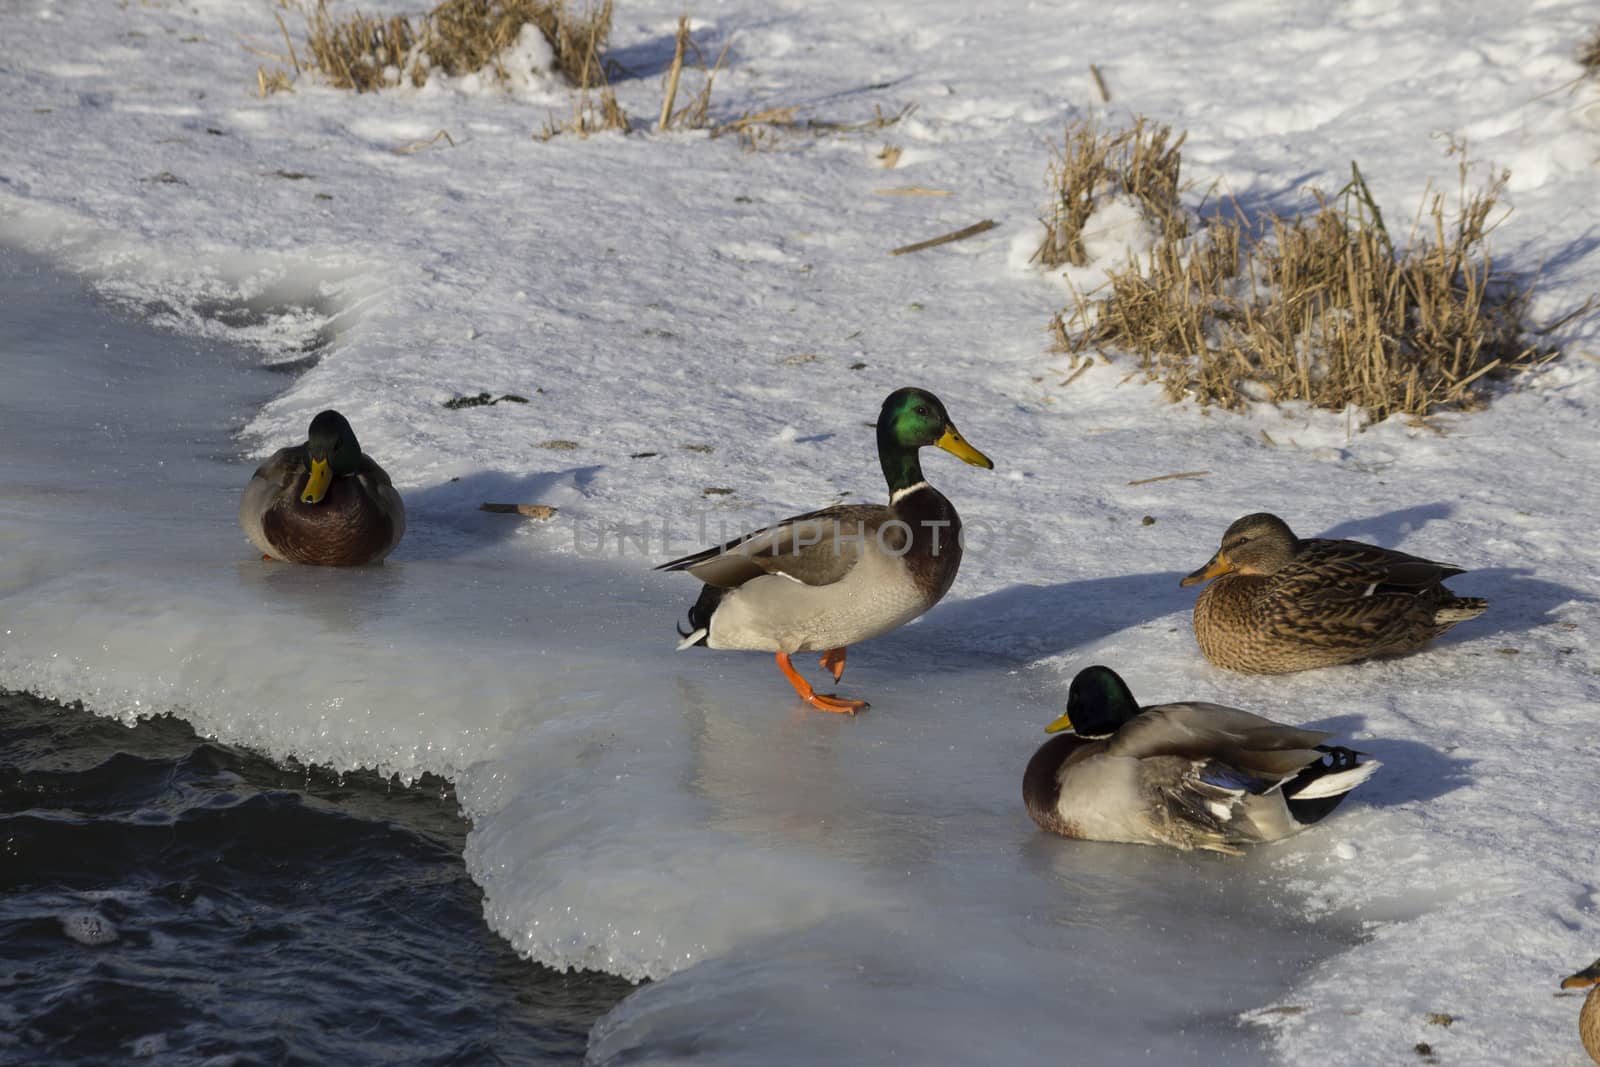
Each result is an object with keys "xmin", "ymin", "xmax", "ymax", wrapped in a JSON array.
[
  {"xmin": 251, "ymin": 445, "xmax": 306, "ymax": 490},
  {"xmin": 1110, "ymin": 704, "xmax": 1334, "ymax": 780},
  {"xmin": 355, "ymin": 453, "xmax": 398, "ymax": 491},
  {"xmin": 356, "ymin": 453, "xmax": 406, "ymax": 542},
  {"xmin": 1136, "ymin": 754, "xmax": 1249, "ymax": 854},
  {"xmin": 657, "ymin": 504, "xmax": 891, "ymax": 589}
]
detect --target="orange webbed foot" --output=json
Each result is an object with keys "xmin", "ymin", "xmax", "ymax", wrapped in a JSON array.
[
  {"xmin": 776, "ymin": 652, "xmax": 868, "ymax": 715},
  {"xmin": 807, "ymin": 691, "xmax": 869, "ymax": 715}
]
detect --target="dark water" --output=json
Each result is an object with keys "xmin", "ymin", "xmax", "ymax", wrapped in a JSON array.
[{"xmin": 0, "ymin": 690, "xmax": 634, "ymax": 1066}]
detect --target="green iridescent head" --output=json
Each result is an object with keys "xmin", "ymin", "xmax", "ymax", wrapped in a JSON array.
[
  {"xmin": 1045, "ymin": 665, "xmax": 1142, "ymax": 738},
  {"xmin": 875, "ymin": 387, "xmax": 993, "ymax": 492},
  {"xmin": 301, "ymin": 409, "xmax": 362, "ymax": 504}
]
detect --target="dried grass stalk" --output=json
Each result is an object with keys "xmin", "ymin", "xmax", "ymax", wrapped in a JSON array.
[
  {"xmin": 657, "ymin": 16, "xmax": 690, "ymax": 130},
  {"xmin": 257, "ymin": 66, "xmax": 295, "ymax": 97},
  {"xmin": 710, "ymin": 103, "xmax": 913, "ymax": 153},
  {"xmin": 536, "ymin": 85, "xmax": 627, "ymax": 139},
  {"xmin": 889, "ymin": 219, "xmax": 997, "ymax": 257},
  {"xmin": 646, "ymin": 19, "xmax": 732, "ymax": 133}
]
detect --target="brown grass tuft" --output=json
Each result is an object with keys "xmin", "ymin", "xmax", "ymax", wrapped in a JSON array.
[
  {"xmin": 257, "ymin": 65, "xmax": 296, "ymax": 97},
  {"xmin": 1051, "ymin": 139, "xmax": 1552, "ymax": 420},
  {"xmin": 303, "ymin": 1, "xmax": 416, "ymax": 91},
  {"xmin": 298, "ymin": 0, "xmax": 613, "ymax": 92},
  {"xmin": 1033, "ymin": 117, "xmax": 1188, "ymax": 269},
  {"xmin": 423, "ymin": 0, "xmax": 612, "ymax": 87},
  {"xmin": 535, "ymin": 83, "xmax": 628, "ymax": 139},
  {"xmin": 1582, "ymin": 26, "xmax": 1600, "ymax": 76}
]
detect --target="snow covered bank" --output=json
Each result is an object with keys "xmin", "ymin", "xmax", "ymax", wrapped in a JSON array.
[{"xmin": 4, "ymin": 0, "xmax": 1600, "ymax": 1061}]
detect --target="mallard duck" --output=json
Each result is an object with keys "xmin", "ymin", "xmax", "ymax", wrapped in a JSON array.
[
  {"xmin": 657, "ymin": 387, "xmax": 993, "ymax": 713},
  {"xmin": 1023, "ymin": 666, "xmax": 1380, "ymax": 853},
  {"xmin": 1180, "ymin": 512, "xmax": 1487, "ymax": 674},
  {"xmin": 239, "ymin": 409, "xmax": 405, "ymax": 566},
  {"xmin": 1563, "ymin": 960, "xmax": 1600, "ymax": 1064}
]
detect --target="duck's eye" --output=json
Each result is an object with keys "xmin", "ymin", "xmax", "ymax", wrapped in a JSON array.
[{"xmin": 914, "ymin": 405, "xmax": 931, "ymax": 417}]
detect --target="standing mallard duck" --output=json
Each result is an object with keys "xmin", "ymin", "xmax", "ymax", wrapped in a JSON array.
[
  {"xmin": 239, "ymin": 409, "xmax": 405, "ymax": 566},
  {"xmin": 1180, "ymin": 512, "xmax": 1486, "ymax": 674},
  {"xmin": 657, "ymin": 387, "xmax": 993, "ymax": 713},
  {"xmin": 1562, "ymin": 960, "xmax": 1600, "ymax": 1064},
  {"xmin": 1023, "ymin": 666, "xmax": 1380, "ymax": 853}
]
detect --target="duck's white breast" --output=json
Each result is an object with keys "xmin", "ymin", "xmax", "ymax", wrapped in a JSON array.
[
  {"xmin": 707, "ymin": 548, "xmax": 930, "ymax": 653},
  {"xmin": 1055, "ymin": 756, "xmax": 1152, "ymax": 845}
]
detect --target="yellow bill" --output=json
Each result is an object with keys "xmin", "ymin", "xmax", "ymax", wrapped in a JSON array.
[
  {"xmin": 1180, "ymin": 551, "xmax": 1233, "ymax": 587},
  {"xmin": 1563, "ymin": 964, "xmax": 1600, "ymax": 990},
  {"xmin": 302, "ymin": 457, "xmax": 333, "ymax": 504},
  {"xmin": 935, "ymin": 425, "xmax": 994, "ymax": 469},
  {"xmin": 1043, "ymin": 711, "xmax": 1074, "ymax": 734}
]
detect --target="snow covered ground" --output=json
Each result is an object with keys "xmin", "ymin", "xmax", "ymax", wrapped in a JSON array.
[{"xmin": 3, "ymin": 0, "xmax": 1600, "ymax": 1062}]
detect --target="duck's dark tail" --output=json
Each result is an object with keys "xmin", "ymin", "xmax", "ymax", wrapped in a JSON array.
[
  {"xmin": 674, "ymin": 583, "xmax": 725, "ymax": 650},
  {"xmin": 1433, "ymin": 595, "xmax": 1488, "ymax": 627},
  {"xmin": 1282, "ymin": 745, "xmax": 1381, "ymax": 826}
]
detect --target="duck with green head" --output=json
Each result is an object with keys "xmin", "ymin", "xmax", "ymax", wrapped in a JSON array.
[
  {"xmin": 658, "ymin": 387, "xmax": 993, "ymax": 713},
  {"xmin": 239, "ymin": 409, "xmax": 405, "ymax": 566},
  {"xmin": 1023, "ymin": 666, "xmax": 1381, "ymax": 853}
]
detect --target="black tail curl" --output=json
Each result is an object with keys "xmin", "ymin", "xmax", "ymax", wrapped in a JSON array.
[
  {"xmin": 1282, "ymin": 745, "xmax": 1365, "ymax": 826},
  {"xmin": 675, "ymin": 583, "xmax": 725, "ymax": 646}
]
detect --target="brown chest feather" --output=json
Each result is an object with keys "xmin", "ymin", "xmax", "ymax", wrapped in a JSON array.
[
  {"xmin": 894, "ymin": 486, "xmax": 964, "ymax": 602},
  {"xmin": 262, "ymin": 474, "xmax": 395, "ymax": 566},
  {"xmin": 1581, "ymin": 986, "xmax": 1600, "ymax": 1065}
]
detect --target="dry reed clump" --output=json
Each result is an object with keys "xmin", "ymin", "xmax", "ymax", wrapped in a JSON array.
[
  {"xmin": 302, "ymin": 2, "xmax": 416, "ymax": 91},
  {"xmin": 1051, "ymin": 143, "xmax": 1550, "ymax": 420},
  {"xmin": 294, "ymin": 0, "xmax": 614, "ymax": 93},
  {"xmin": 1033, "ymin": 118, "xmax": 1188, "ymax": 269},
  {"xmin": 1582, "ymin": 26, "xmax": 1600, "ymax": 76},
  {"xmin": 424, "ymin": 0, "xmax": 611, "ymax": 87}
]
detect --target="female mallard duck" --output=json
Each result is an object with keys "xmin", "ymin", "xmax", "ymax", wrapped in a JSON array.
[
  {"xmin": 657, "ymin": 387, "xmax": 993, "ymax": 713},
  {"xmin": 1180, "ymin": 512, "xmax": 1487, "ymax": 674},
  {"xmin": 1563, "ymin": 960, "xmax": 1600, "ymax": 1064},
  {"xmin": 1023, "ymin": 666, "xmax": 1380, "ymax": 853},
  {"xmin": 239, "ymin": 409, "xmax": 405, "ymax": 566}
]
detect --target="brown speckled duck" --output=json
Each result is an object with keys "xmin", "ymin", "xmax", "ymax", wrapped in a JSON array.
[
  {"xmin": 1179, "ymin": 512, "xmax": 1486, "ymax": 674},
  {"xmin": 1022, "ymin": 666, "xmax": 1380, "ymax": 854},
  {"xmin": 239, "ymin": 409, "xmax": 405, "ymax": 566},
  {"xmin": 1563, "ymin": 960, "xmax": 1600, "ymax": 1064}
]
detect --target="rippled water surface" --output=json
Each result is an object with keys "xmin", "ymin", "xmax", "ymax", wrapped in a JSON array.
[{"xmin": 0, "ymin": 690, "xmax": 634, "ymax": 1066}]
